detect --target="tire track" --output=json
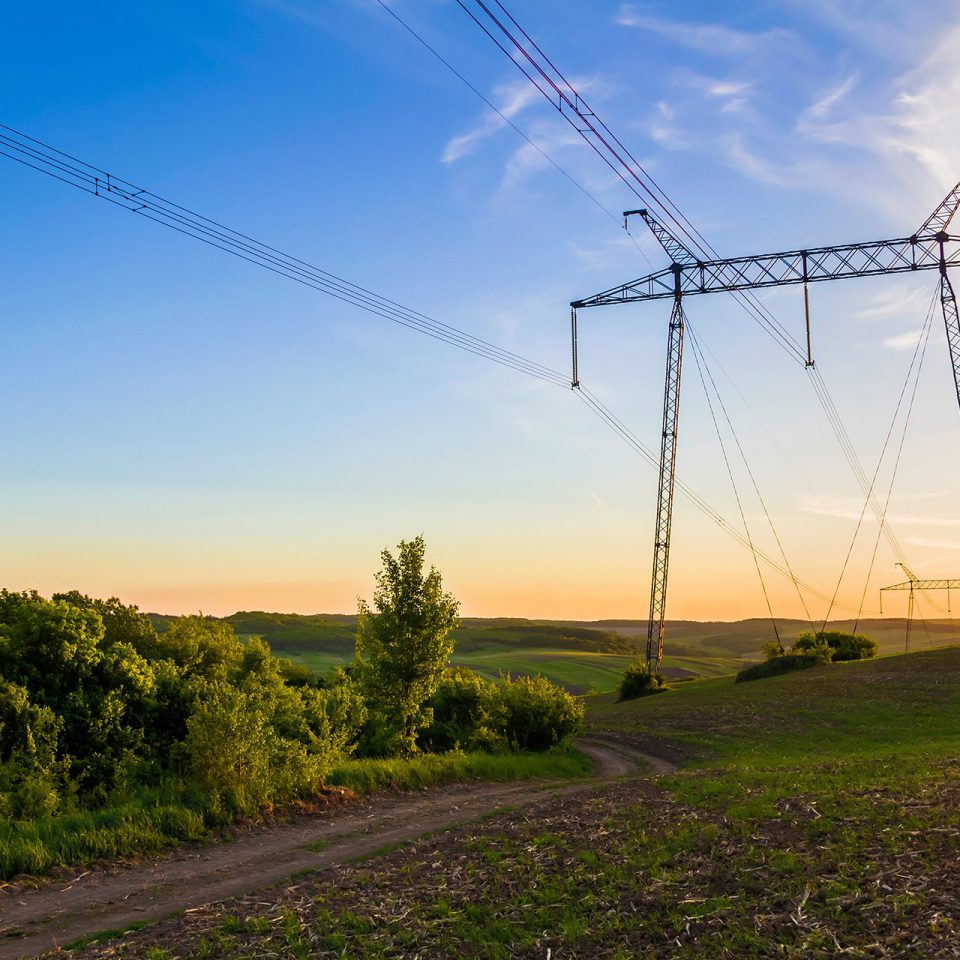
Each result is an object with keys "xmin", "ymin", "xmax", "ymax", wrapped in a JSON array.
[{"xmin": 0, "ymin": 738, "xmax": 676, "ymax": 958}]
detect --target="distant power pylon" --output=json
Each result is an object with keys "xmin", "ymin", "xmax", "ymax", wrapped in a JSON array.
[
  {"xmin": 880, "ymin": 563, "xmax": 960, "ymax": 653},
  {"xmin": 572, "ymin": 182, "xmax": 960, "ymax": 673}
]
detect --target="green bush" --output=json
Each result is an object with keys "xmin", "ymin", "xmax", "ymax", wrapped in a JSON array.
[
  {"xmin": 792, "ymin": 630, "xmax": 877, "ymax": 663},
  {"xmin": 420, "ymin": 667, "xmax": 495, "ymax": 752},
  {"xmin": 617, "ymin": 662, "xmax": 665, "ymax": 701},
  {"xmin": 488, "ymin": 674, "xmax": 583, "ymax": 751},
  {"xmin": 735, "ymin": 654, "xmax": 823, "ymax": 683}
]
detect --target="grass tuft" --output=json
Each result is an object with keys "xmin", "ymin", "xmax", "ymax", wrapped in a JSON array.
[{"xmin": 327, "ymin": 746, "xmax": 591, "ymax": 794}]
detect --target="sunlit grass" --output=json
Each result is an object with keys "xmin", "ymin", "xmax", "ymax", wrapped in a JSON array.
[{"xmin": 328, "ymin": 746, "xmax": 591, "ymax": 794}]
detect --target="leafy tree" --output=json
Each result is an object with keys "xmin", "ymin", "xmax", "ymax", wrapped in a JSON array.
[
  {"xmin": 145, "ymin": 614, "xmax": 244, "ymax": 680},
  {"xmin": 0, "ymin": 593, "xmax": 156, "ymax": 796},
  {"xmin": 354, "ymin": 536, "xmax": 460, "ymax": 753},
  {"xmin": 0, "ymin": 678, "xmax": 65, "ymax": 818},
  {"xmin": 51, "ymin": 591, "xmax": 158, "ymax": 651},
  {"xmin": 0, "ymin": 588, "xmax": 372, "ymax": 823},
  {"xmin": 184, "ymin": 638, "xmax": 350, "ymax": 811}
]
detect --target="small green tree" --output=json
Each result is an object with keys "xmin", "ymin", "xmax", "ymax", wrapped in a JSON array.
[
  {"xmin": 617, "ymin": 661, "xmax": 665, "ymax": 701},
  {"xmin": 354, "ymin": 536, "xmax": 460, "ymax": 754}
]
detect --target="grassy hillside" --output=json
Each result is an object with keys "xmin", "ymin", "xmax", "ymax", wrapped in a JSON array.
[
  {"xmin": 95, "ymin": 645, "xmax": 960, "ymax": 958},
  {"xmin": 581, "ymin": 616, "xmax": 960, "ymax": 659},
  {"xmin": 148, "ymin": 610, "xmax": 960, "ymax": 693}
]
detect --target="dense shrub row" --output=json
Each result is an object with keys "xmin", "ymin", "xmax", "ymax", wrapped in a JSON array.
[
  {"xmin": 0, "ymin": 590, "xmax": 365, "ymax": 820},
  {"xmin": 0, "ymin": 588, "xmax": 582, "ymax": 832},
  {"xmin": 421, "ymin": 668, "xmax": 583, "ymax": 753},
  {"xmin": 737, "ymin": 629, "xmax": 878, "ymax": 682}
]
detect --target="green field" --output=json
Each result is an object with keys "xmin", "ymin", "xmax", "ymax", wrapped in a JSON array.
[
  {"xmin": 108, "ymin": 644, "xmax": 960, "ymax": 958},
  {"xmin": 233, "ymin": 609, "xmax": 960, "ymax": 693},
  {"xmin": 267, "ymin": 645, "xmax": 745, "ymax": 693}
]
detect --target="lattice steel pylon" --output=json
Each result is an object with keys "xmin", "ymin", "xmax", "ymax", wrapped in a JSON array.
[
  {"xmin": 880, "ymin": 564, "xmax": 960, "ymax": 653},
  {"xmin": 571, "ymin": 182, "xmax": 960, "ymax": 673}
]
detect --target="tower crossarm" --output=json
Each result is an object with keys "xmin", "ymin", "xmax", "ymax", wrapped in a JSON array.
[
  {"xmin": 880, "ymin": 579, "xmax": 960, "ymax": 592},
  {"xmin": 572, "ymin": 232, "xmax": 958, "ymax": 309}
]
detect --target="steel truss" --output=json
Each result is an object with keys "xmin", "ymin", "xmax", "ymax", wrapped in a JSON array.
[
  {"xmin": 647, "ymin": 293, "xmax": 685, "ymax": 672},
  {"xmin": 573, "ymin": 181, "xmax": 960, "ymax": 672},
  {"xmin": 573, "ymin": 231, "xmax": 959, "ymax": 307},
  {"xmin": 881, "ymin": 564, "xmax": 960, "ymax": 653}
]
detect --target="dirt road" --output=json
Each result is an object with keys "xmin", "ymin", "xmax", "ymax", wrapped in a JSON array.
[{"xmin": 0, "ymin": 735, "xmax": 675, "ymax": 959}]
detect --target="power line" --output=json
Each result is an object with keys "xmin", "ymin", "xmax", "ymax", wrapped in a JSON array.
[
  {"xmin": 455, "ymin": 0, "xmax": 810, "ymax": 366},
  {"xmin": 688, "ymin": 322, "xmax": 817, "ymax": 635},
  {"xmin": 456, "ymin": 0, "xmax": 928, "ymax": 606},
  {"xmin": 853, "ymin": 295, "xmax": 938, "ymax": 631},
  {"xmin": 0, "ymin": 120, "xmax": 814, "ymax": 594},
  {"xmin": 0, "ymin": 122, "xmax": 894, "ymax": 620},
  {"xmin": 371, "ymin": 0, "xmax": 653, "ymax": 267},
  {"xmin": 573, "ymin": 385, "xmax": 873, "ymax": 614},
  {"xmin": 0, "ymin": 123, "xmax": 570, "ymax": 388},
  {"xmin": 688, "ymin": 326, "xmax": 782, "ymax": 647},
  {"xmin": 821, "ymin": 294, "xmax": 937, "ymax": 630}
]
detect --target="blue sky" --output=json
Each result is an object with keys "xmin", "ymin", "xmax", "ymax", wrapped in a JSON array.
[{"xmin": 2, "ymin": 0, "xmax": 958, "ymax": 621}]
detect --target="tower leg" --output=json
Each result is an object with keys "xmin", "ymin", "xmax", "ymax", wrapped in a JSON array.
[
  {"xmin": 646, "ymin": 296, "xmax": 685, "ymax": 673},
  {"xmin": 941, "ymin": 269, "xmax": 960, "ymax": 415},
  {"xmin": 906, "ymin": 585, "xmax": 915, "ymax": 653}
]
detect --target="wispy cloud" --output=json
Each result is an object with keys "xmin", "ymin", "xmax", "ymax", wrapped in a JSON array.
[
  {"xmin": 616, "ymin": 5, "xmax": 792, "ymax": 55},
  {"xmin": 442, "ymin": 81, "xmax": 542, "ymax": 164},
  {"xmin": 647, "ymin": 100, "xmax": 692, "ymax": 151},
  {"xmin": 881, "ymin": 329, "xmax": 924, "ymax": 350},
  {"xmin": 906, "ymin": 536, "xmax": 960, "ymax": 550},
  {"xmin": 676, "ymin": 73, "xmax": 755, "ymax": 118},
  {"xmin": 797, "ymin": 22, "xmax": 960, "ymax": 201},
  {"xmin": 721, "ymin": 133, "xmax": 792, "ymax": 187},
  {"xmin": 800, "ymin": 496, "xmax": 960, "ymax": 527},
  {"xmin": 499, "ymin": 124, "xmax": 582, "ymax": 190},
  {"xmin": 569, "ymin": 233, "xmax": 655, "ymax": 271},
  {"xmin": 803, "ymin": 73, "xmax": 859, "ymax": 119},
  {"xmin": 854, "ymin": 283, "xmax": 933, "ymax": 323}
]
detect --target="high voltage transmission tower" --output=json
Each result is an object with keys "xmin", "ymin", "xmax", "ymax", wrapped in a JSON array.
[
  {"xmin": 453, "ymin": 0, "xmax": 959, "ymax": 671},
  {"xmin": 880, "ymin": 563, "xmax": 960, "ymax": 653},
  {"xmin": 572, "ymin": 183, "xmax": 960, "ymax": 674}
]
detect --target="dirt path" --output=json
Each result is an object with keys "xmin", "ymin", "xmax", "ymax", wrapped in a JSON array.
[{"xmin": 0, "ymin": 737, "xmax": 676, "ymax": 959}]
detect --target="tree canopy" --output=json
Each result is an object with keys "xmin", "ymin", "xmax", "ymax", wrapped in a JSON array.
[{"xmin": 354, "ymin": 536, "xmax": 461, "ymax": 753}]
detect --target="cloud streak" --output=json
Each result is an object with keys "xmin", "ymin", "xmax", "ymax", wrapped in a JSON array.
[
  {"xmin": 442, "ymin": 81, "xmax": 542, "ymax": 164},
  {"xmin": 800, "ymin": 496, "xmax": 960, "ymax": 527},
  {"xmin": 803, "ymin": 73, "xmax": 859, "ymax": 119},
  {"xmin": 906, "ymin": 536, "xmax": 960, "ymax": 551},
  {"xmin": 616, "ymin": 5, "xmax": 792, "ymax": 55},
  {"xmin": 881, "ymin": 329, "xmax": 924, "ymax": 351}
]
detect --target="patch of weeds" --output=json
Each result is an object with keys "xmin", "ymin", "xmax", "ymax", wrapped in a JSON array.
[
  {"xmin": 324, "ymin": 931, "xmax": 348, "ymax": 952},
  {"xmin": 348, "ymin": 839, "xmax": 409, "ymax": 864},
  {"xmin": 143, "ymin": 948, "xmax": 173, "ymax": 960},
  {"xmin": 63, "ymin": 921, "xmax": 147, "ymax": 950},
  {"xmin": 244, "ymin": 914, "xmax": 271, "ymax": 935},
  {"xmin": 339, "ymin": 908, "xmax": 375, "ymax": 934}
]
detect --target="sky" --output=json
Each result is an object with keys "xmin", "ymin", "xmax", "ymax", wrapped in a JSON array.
[{"xmin": 1, "ymin": 0, "xmax": 959, "ymax": 623}]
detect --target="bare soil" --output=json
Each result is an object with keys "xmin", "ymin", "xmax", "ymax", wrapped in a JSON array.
[{"xmin": 0, "ymin": 736, "xmax": 677, "ymax": 959}]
